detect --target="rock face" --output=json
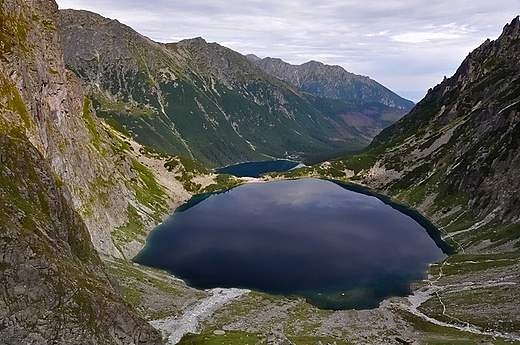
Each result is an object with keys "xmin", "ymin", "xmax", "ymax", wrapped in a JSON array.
[
  {"xmin": 246, "ymin": 55, "xmax": 415, "ymax": 110},
  {"xmin": 0, "ymin": 135, "xmax": 161, "ymax": 344},
  {"xmin": 59, "ymin": 9, "xmax": 409, "ymax": 167},
  {"xmin": 0, "ymin": 0, "xmax": 164, "ymax": 342},
  {"xmin": 2, "ymin": 0, "xmax": 126, "ymax": 257},
  {"xmin": 1, "ymin": 0, "xmax": 185, "ymax": 259}
]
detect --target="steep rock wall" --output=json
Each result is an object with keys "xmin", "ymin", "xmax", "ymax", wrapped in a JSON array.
[
  {"xmin": 0, "ymin": 134, "xmax": 162, "ymax": 344},
  {"xmin": 0, "ymin": 0, "xmax": 174, "ymax": 342}
]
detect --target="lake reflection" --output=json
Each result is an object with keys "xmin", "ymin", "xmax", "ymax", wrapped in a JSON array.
[{"xmin": 134, "ymin": 178, "xmax": 446, "ymax": 310}]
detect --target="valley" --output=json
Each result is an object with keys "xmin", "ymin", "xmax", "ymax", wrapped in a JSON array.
[{"xmin": 0, "ymin": 0, "xmax": 519, "ymax": 344}]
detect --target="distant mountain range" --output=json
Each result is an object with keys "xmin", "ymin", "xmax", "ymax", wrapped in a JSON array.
[
  {"xmin": 59, "ymin": 9, "xmax": 413, "ymax": 167},
  {"xmin": 246, "ymin": 55, "xmax": 415, "ymax": 109}
]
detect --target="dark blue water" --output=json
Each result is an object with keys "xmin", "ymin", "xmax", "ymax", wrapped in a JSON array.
[
  {"xmin": 215, "ymin": 160, "xmax": 300, "ymax": 177},
  {"xmin": 134, "ymin": 178, "xmax": 447, "ymax": 310}
]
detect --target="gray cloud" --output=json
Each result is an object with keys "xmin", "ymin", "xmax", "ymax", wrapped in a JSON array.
[{"xmin": 57, "ymin": 0, "xmax": 518, "ymax": 102}]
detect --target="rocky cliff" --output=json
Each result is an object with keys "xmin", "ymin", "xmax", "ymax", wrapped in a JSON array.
[
  {"xmin": 0, "ymin": 0, "xmax": 176, "ymax": 342},
  {"xmin": 246, "ymin": 55, "xmax": 415, "ymax": 110},
  {"xmin": 0, "ymin": 134, "xmax": 161, "ymax": 344},
  {"xmin": 59, "ymin": 9, "xmax": 409, "ymax": 167},
  {"xmin": 364, "ymin": 16, "xmax": 520, "ymax": 252}
]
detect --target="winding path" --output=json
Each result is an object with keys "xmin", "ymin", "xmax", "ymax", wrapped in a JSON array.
[{"xmin": 402, "ymin": 259, "xmax": 520, "ymax": 341}]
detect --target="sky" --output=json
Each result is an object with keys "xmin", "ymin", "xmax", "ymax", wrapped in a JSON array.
[{"xmin": 55, "ymin": 0, "xmax": 519, "ymax": 102}]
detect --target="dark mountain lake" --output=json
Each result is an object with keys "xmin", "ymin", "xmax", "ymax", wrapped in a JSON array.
[
  {"xmin": 215, "ymin": 159, "xmax": 300, "ymax": 177},
  {"xmin": 134, "ymin": 178, "xmax": 448, "ymax": 310}
]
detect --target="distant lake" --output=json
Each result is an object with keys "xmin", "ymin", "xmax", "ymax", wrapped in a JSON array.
[
  {"xmin": 215, "ymin": 160, "xmax": 300, "ymax": 177},
  {"xmin": 134, "ymin": 178, "xmax": 448, "ymax": 310}
]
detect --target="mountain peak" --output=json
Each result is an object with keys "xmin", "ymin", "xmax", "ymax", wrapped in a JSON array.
[
  {"xmin": 245, "ymin": 53, "xmax": 262, "ymax": 62},
  {"xmin": 181, "ymin": 36, "xmax": 208, "ymax": 44},
  {"xmin": 501, "ymin": 15, "xmax": 520, "ymax": 37}
]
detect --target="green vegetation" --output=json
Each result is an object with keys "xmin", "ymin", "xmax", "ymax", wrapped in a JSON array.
[
  {"xmin": 164, "ymin": 155, "xmax": 212, "ymax": 193},
  {"xmin": 62, "ymin": 15, "xmax": 404, "ymax": 168},
  {"xmin": 178, "ymin": 332, "xmax": 356, "ymax": 345},
  {"xmin": 165, "ymin": 155, "xmax": 210, "ymax": 174},
  {"xmin": 104, "ymin": 117, "xmax": 132, "ymax": 137},
  {"xmin": 203, "ymin": 174, "xmax": 241, "ymax": 193},
  {"xmin": 289, "ymin": 336, "xmax": 353, "ymax": 345},
  {"xmin": 81, "ymin": 98, "xmax": 102, "ymax": 151},
  {"xmin": 179, "ymin": 331, "xmax": 262, "ymax": 345},
  {"xmin": 110, "ymin": 205, "xmax": 147, "ymax": 254},
  {"xmin": 435, "ymin": 252, "xmax": 519, "ymax": 276},
  {"xmin": 106, "ymin": 258, "xmax": 205, "ymax": 320},
  {"xmin": 0, "ymin": 76, "xmax": 31, "ymax": 129},
  {"xmin": 128, "ymin": 158, "xmax": 168, "ymax": 221},
  {"xmin": 397, "ymin": 309, "xmax": 520, "ymax": 345}
]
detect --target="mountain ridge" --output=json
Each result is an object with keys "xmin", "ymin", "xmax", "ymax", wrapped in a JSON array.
[
  {"xmin": 274, "ymin": 16, "xmax": 520, "ymax": 338},
  {"xmin": 60, "ymin": 9, "xmax": 409, "ymax": 167},
  {"xmin": 246, "ymin": 54, "xmax": 415, "ymax": 109},
  {"xmin": 367, "ymin": 15, "xmax": 520, "ymax": 244},
  {"xmin": 302, "ymin": 15, "xmax": 520, "ymax": 253}
]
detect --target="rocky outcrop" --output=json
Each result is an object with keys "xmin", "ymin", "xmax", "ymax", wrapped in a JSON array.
[
  {"xmin": 257, "ymin": 329, "xmax": 294, "ymax": 345},
  {"xmin": 1, "ymin": 0, "xmax": 124, "ymax": 256},
  {"xmin": 246, "ymin": 55, "xmax": 415, "ymax": 110}
]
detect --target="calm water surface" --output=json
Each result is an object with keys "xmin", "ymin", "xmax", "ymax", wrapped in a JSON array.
[
  {"xmin": 134, "ymin": 178, "xmax": 447, "ymax": 310},
  {"xmin": 215, "ymin": 160, "xmax": 300, "ymax": 177}
]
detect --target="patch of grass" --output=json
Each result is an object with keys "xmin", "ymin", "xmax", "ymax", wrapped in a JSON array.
[
  {"xmin": 288, "ymin": 336, "xmax": 352, "ymax": 345},
  {"xmin": 111, "ymin": 204, "xmax": 147, "ymax": 253},
  {"xmin": 41, "ymin": 18, "xmax": 56, "ymax": 31},
  {"xmin": 334, "ymin": 151, "xmax": 378, "ymax": 175},
  {"xmin": 82, "ymin": 98, "xmax": 102, "ymax": 151},
  {"xmin": 203, "ymin": 174, "xmax": 241, "ymax": 193},
  {"xmin": 179, "ymin": 331, "xmax": 261, "ymax": 345},
  {"xmin": 164, "ymin": 155, "xmax": 210, "ymax": 174},
  {"xmin": 418, "ymin": 252, "xmax": 520, "ymax": 338},
  {"xmin": 0, "ymin": 75, "xmax": 31, "ymax": 128},
  {"xmin": 131, "ymin": 158, "xmax": 165, "ymax": 195},
  {"xmin": 178, "ymin": 155, "xmax": 211, "ymax": 174},
  {"xmin": 424, "ymin": 340, "xmax": 510, "ymax": 345},
  {"xmin": 128, "ymin": 158, "xmax": 168, "ymax": 220},
  {"xmin": 104, "ymin": 117, "xmax": 132, "ymax": 137},
  {"xmin": 163, "ymin": 155, "xmax": 213, "ymax": 193},
  {"xmin": 396, "ymin": 310, "xmax": 518, "ymax": 345},
  {"xmin": 439, "ymin": 252, "xmax": 519, "ymax": 275},
  {"xmin": 107, "ymin": 259, "xmax": 187, "ymax": 309}
]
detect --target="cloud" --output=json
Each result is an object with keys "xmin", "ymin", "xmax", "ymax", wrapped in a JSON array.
[{"xmin": 56, "ymin": 0, "xmax": 519, "ymax": 101}]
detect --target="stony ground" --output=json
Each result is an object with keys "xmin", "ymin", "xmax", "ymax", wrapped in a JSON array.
[{"xmin": 106, "ymin": 252, "xmax": 520, "ymax": 345}]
